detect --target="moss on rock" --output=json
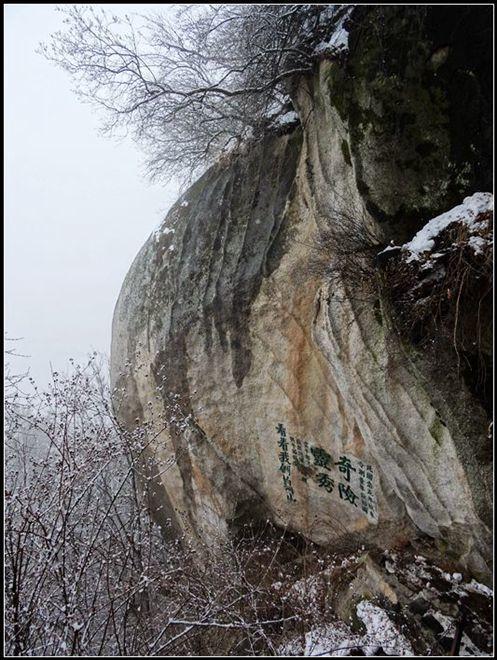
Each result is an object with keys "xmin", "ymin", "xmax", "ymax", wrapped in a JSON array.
[{"xmin": 322, "ymin": 6, "xmax": 492, "ymax": 242}]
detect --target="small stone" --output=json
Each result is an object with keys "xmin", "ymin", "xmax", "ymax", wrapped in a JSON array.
[
  {"xmin": 422, "ymin": 613, "xmax": 444, "ymax": 635},
  {"xmin": 409, "ymin": 597, "xmax": 431, "ymax": 615}
]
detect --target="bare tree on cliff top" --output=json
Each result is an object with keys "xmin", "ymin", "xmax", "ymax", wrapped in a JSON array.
[{"xmin": 41, "ymin": 4, "xmax": 348, "ymax": 180}]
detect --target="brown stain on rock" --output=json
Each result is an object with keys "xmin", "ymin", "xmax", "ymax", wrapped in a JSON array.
[
  {"xmin": 283, "ymin": 285, "xmax": 322, "ymax": 427},
  {"xmin": 345, "ymin": 422, "xmax": 366, "ymax": 456}
]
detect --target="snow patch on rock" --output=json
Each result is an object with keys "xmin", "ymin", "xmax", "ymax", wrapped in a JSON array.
[
  {"xmin": 402, "ymin": 192, "xmax": 493, "ymax": 262},
  {"xmin": 152, "ymin": 222, "xmax": 176, "ymax": 243},
  {"xmin": 464, "ymin": 579, "xmax": 493, "ymax": 598},
  {"xmin": 271, "ymin": 110, "xmax": 300, "ymax": 129},
  {"xmin": 356, "ymin": 600, "xmax": 414, "ymax": 656},
  {"xmin": 314, "ymin": 7, "xmax": 353, "ymax": 56}
]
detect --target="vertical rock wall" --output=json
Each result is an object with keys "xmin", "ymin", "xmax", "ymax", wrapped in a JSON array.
[{"xmin": 111, "ymin": 7, "xmax": 492, "ymax": 582}]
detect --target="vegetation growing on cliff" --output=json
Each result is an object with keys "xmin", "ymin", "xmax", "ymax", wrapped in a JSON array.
[
  {"xmin": 41, "ymin": 4, "xmax": 349, "ymax": 179},
  {"xmin": 377, "ymin": 193, "xmax": 493, "ymax": 414}
]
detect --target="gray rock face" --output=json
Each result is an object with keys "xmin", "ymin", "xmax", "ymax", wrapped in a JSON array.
[{"xmin": 111, "ymin": 53, "xmax": 492, "ymax": 582}]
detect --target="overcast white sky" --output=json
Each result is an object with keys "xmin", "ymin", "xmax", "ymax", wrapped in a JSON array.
[{"xmin": 4, "ymin": 4, "xmax": 180, "ymax": 386}]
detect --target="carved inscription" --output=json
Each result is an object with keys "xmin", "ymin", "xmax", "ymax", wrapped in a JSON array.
[{"xmin": 274, "ymin": 423, "xmax": 378, "ymax": 522}]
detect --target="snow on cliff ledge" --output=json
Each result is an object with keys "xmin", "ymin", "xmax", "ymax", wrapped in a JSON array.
[
  {"xmin": 402, "ymin": 192, "xmax": 493, "ymax": 262},
  {"xmin": 313, "ymin": 6, "xmax": 353, "ymax": 56}
]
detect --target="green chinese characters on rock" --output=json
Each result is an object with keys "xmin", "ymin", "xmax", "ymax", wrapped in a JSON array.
[
  {"xmin": 316, "ymin": 473, "xmax": 335, "ymax": 493},
  {"xmin": 275, "ymin": 423, "xmax": 296, "ymax": 503},
  {"xmin": 310, "ymin": 446, "xmax": 333, "ymax": 471},
  {"xmin": 274, "ymin": 423, "xmax": 378, "ymax": 521},
  {"xmin": 335, "ymin": 455, "xmax": 356, "ymax": 482}
]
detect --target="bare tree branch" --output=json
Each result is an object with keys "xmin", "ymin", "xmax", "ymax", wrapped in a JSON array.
[{"xmin": 40, "ymin": 4, "xmax": 346, "ymax": 181}]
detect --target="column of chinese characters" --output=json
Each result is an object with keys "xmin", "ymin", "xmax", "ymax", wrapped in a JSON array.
[
  {"xmin": 293, "ymin": 436, "xmax": 307, "ymax": 469},
  {"xmin": 290, "ymin": 436, "xmax": 312, "ymax": 482},
  {"xmin": 358, "ymin": 461, "xmax": 369, "ymax": 515},
  {"xmin": 310, "ymin": 446, "xmax": 334, "ymax": 493},
  {"xmin": 357, "ymin": 460, "xmax": 377, "ymax": 518},
  {"xmin": 366, "ymin": 464, "xmax": 376, "ymax": 517},
  {"xmin": 289, "ymin": 435, "xmax": 298, "ymax": 467},
  {"xmin": 335, "ymin": 455, "xmax": 356, "ymax": 482},
  {"xmin": 303, "ymin": 440, "xmax": 312, "ymax": 466},
  {"xmin": 276, "ymin": 423, "xmax": 296, "ymax": 502}
]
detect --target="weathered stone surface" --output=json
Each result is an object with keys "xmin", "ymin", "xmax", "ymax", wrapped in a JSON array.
[
  {"xmin": 111, "ymin": 8, "xmax": 492, "ymax": 583},
  {"xmin": 343, "ymin": 6, "xmax": 493, "ymax": 238}
]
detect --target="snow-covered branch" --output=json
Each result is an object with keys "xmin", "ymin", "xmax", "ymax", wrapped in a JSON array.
[{"xmin": 40, "ymin": 5, "xmax": 348, "ymax": 181}]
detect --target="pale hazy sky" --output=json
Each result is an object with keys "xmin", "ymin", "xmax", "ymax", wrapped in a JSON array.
[{"xmin": 4, "ymin": 4, "xmax": 180, "ymax": 385}]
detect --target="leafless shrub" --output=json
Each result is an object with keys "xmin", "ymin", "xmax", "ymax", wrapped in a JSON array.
[
  {"xmin": 307, "ymin": 196, "xmax": 383, "ymax": 301},
  {"xmin": 4, "ymin": 355, "xmax": 338, "ymax": 656},
  {"xmin": 7, "ymin": 347, "xmax": 491, "ymax": 655},
  {"xmin": 4, "ymin": 355, "xmax": 171, "ymax": 655}
]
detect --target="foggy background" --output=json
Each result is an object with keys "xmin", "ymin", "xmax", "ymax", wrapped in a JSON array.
[{"xmin": 4, "ymin": 4, "xmax": 180, "ymax": 386}]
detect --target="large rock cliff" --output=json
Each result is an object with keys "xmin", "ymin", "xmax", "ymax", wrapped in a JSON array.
[{"xmin": 111, "ymin": 7, "xmax": 492, "ymax": 582}]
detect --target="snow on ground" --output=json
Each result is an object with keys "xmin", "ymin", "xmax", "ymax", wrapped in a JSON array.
[
  {"xmin": 304, "ymin": 622, "xmax": 361, "ymax": 657},
  {"xmin": 277, "ymin": 547, "xmax": 492, "ymax": 657},
  {"xmin": 279, "ymin": 601, "xmax": 414, "ymax": 657},
  {"xmin": 429, "ymin": 609, "xmax": 490, "ymax": 656},
  {"xmin": 402, "ymin": 192, "xmax": 493, "ymax": 262},
  {"xmin": 459, "ymin": 634, "xmax": 490, "ymax": 657},
  {"xmin": 468, "ymin": 235, "xmax": 488, "ymax": 254},
  {"xmin": 278, "ymin": 621, "xmax": 362, "ymax": 657},
  {"xmin": 289, "ymin": 573, "xmax": 322, "ymax": 601},
  {"xmin": 356, "ymin": 600, "xmax": 414, "ymax": 656},
  {"xmin": 440, "ymin": 570, "xmax": 463, "ymax": 584}
]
